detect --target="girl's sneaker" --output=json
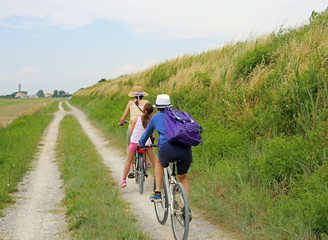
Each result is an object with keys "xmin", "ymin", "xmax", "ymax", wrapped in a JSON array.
[{"xmin": 121, "ymin": 180, "xmax": 127, "ymax": 188}]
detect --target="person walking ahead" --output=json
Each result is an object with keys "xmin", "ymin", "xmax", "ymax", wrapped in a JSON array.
[{"xmin": 138, "ymin": 94, "xmax": 192, "ymax": 203}]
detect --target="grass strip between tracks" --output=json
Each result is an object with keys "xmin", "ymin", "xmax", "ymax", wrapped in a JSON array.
[
  {"xmin": 61, "ymin": 101, "xmax": 72, "ymax": 111},
  {"xmin": 56, "ymin": 114, "xmax": 151, "ymax": 239}
]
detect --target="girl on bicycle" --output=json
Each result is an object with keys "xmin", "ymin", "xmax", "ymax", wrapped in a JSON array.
[
  {"xmin": 118, "ymin": 86, "xmax": 152, "ymax": 177},
  {"xmin": 138, "ymin": 94, "xmax": 192, "ymax": 207},
  {"xmin": 121, "ymin": 103, "xmax": 157, "ymax": 188}
]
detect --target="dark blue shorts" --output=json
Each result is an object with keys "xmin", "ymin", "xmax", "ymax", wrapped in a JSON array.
[{"xmin": 158, "ymin": 143, "xmax": 192, "ymax": 175}]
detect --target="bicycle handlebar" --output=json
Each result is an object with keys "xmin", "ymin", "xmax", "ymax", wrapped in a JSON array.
[
  {"xmin": 137, "ymin": 144, "xmax": 158, "ymax": 149},
  {"xmin": 118, "ymin": 120, "xmax": 129, "ymax": 126}
]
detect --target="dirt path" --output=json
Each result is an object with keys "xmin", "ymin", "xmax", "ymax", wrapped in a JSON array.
[
  {"xmin": 0, "ymin": 102, "xmax": 233, "ymax": 240},
  {"xmin": 0, "ymin": 102, "xmax": 68, "ymax": 240},
  {"xmin": 67, "ymin": 103, "xmax": 232, "ymax": 240}
]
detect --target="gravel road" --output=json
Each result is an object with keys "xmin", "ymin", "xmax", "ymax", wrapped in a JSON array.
[
  {"xmin": 0, "ymin": 102, "xmax": 233, "ymax": 240},
  {"xmin": 0, "ymin": 102, "xmax": 68, "ymax": 240}
]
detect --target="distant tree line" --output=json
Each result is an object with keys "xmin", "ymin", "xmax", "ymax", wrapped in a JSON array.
[{"xmin": 0, "ymin": 89, "xmax": 72, "ymax": 98}]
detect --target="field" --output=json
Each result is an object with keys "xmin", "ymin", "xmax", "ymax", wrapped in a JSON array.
[{"xmin": 0, "ymin": 99, "xmax": 58, "ymax": 127}]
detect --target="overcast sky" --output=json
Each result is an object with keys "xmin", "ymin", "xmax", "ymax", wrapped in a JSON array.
[{"xmin": 0, "ymin": 1, "xmax": 327, "ymax": 95}]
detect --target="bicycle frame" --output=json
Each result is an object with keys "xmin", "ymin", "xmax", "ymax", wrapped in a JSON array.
[{"xmin": 163, "ymin": 164, "xmax": 177, "ymax": 215}]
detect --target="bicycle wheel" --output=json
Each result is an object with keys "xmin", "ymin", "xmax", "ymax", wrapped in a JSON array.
[
  {"xmin": 138, "ymin": 154, "xmax": 144, "ymax": 194},
  {"xmin": 134, "ymin": 153, "xmax": 138, "ymax": 184},
  {"xmin": 153, "ymin": 178, "xmax": 168, "ymax": 225},
  {"xmin": 171, "ymin": 183, "xmax": 189, "ymax": 240}
]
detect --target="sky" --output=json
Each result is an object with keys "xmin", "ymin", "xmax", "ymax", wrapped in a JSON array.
[{"xmin": 0, "ymin": 1, "xmax": 327, "ymax": 96}]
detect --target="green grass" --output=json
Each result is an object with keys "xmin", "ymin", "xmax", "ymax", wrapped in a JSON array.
[
  {"xmin": 0, "ymin": 101, "xmax": 59, "ymax": 212},
  {"xmin": 61, "ymin": 101, "xmax": 72, "ymax": 111},
  {"xmin": 56, "ymin": 114, "xmax": 151, "ymax": 239},
  {"xmin": 70, "ymin": 8, "xmax": 328, "ymax": 240}
]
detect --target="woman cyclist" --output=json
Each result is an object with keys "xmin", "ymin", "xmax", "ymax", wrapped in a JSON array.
[
  {"xmin": 121, "ymin": 103, "xmax": 156, "ymax": 188},
  {"xmin": 119, "ymin": 86, "xmax": 152, "ymax": 176}
]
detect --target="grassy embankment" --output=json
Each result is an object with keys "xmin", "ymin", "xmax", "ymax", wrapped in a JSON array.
[
  {"xmin": 71, "ymin": 9, "xmax": 328, "ymax": 239},
  {"xmin": 0, "ymin": 101, "xmax": 59, "ymax": 213},
  {"xmin": 56, "ymin": 114, "xmax": 151, "ymax": 239}
]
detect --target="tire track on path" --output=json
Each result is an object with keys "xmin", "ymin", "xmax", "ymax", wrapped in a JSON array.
[
  {"xmin": 0, "ymin": 101, "xmax": 233, "ymax": 240},
  {"xmin": 0, "ymin": 102, "xmax": 68, "ymax": 240}
]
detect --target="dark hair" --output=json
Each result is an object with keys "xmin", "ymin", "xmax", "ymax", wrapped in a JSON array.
[
  {"xmin": 134, "ymin": 96, "xmax": 143, "ymax": 106},
  {"xmin": 142, "ymin": 103, "xmax": 153, "ymax": 128}
]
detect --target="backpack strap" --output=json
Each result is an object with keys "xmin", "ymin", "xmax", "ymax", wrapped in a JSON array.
[{"xmin": 133, "ymin": 100, "xmax": 144, "ymax": 113}]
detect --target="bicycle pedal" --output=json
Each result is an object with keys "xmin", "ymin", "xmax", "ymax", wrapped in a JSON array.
[{"xmin": 145, "ymin": 173, "xmax": 148, "ymax": 178}]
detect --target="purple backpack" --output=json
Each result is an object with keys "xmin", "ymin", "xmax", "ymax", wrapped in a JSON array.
[{"xmin": 164, "ymin": 107, "xmax": 203, "ymax": 146}]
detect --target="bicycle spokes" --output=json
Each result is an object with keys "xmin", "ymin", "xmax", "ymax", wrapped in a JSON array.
[{"xmin": 171, "ymin": 184, "xmax": 189, "ymax": 240}]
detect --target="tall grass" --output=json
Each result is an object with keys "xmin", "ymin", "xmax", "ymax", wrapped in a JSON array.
[
  {"xmin": 56, "ymin": 114, "xmax": 150, "ymax": 239},
  {"xmin": 71, "ymin": 8, "xmax": 328, "ymax": 239},
  {"xmin": 0, "ymin": 101, "xmax": 59, "ymax": 212}
]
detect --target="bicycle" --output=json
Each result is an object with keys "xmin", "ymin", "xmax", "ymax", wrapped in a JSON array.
[
  {"xmin": 118, "ymin": 120, "xmax": 149, "ymax": 194},
  {"xmin": 134, "ymin": 145, "xmax": 152, "ymax": 194},
  {"xmin": 151, "ymin": 145, "xmax": 190, "ymax": 240}
]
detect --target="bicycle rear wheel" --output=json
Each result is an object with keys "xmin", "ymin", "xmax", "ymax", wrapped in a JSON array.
[
  {"xmin": 138, "ymin": 154, "xmax": 144, "ymax": 194},
  {"xmin": 153, "ymin": 178, "xmax": 168, "ymax": 225},
  {"xmin": 171, "ymin": 183, "xmax": 189, "ymax": 240}
]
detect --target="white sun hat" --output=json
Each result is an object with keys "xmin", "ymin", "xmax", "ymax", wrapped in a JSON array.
[{"xmin": 153, "ymin": 94, "xmax": 173, "ymax": 108}]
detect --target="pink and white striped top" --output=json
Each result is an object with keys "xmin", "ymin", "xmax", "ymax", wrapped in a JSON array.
[{"xmin": 130, "ymin": 117, "xmax": 152, "ymax": 145}]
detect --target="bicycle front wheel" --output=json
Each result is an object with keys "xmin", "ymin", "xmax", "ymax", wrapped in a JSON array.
[
  {"xmin": 138, "ymin": 154, "xmax": 144, "ymax": 194},
  {"xmin": 171, "ymin": 183, "xmax": 189, "ymax": 240},
  {"xmin": 153, "ymin": 178, "xmax": 168, "ymax": 225}
]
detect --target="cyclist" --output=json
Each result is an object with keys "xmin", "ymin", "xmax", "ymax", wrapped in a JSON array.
[
  {"xmin": 119, "ymin": 86, "xmax": 152, "ymax": 177},
  {"xmin": 121, "ymin": 103, "xmax": 157, "ymax": 188},
  {"xmin": 138, "ymin": 94, "xmax": 192, "ymax": 207}
]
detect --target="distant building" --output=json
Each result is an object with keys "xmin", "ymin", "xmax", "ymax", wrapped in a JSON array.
[
  {"xmin": 45, "ymin": 93, "xmax": 53, "ymax": 98},
  {"xmin": 15, "ymin": 91, "xmax": 28, "ymax": 98},
  {"xmin": 28, "ymin": 95, "xmax": 39, "ymax": 99}
]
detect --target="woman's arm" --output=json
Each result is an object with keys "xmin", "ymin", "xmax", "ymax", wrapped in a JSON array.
[
  {"xmin": 119, "ymin": 101, "xmax": 131, "ymax": 125},
  {"xmin": 129, "ymin": 118, "xmax": 137, "ymax": 134}
]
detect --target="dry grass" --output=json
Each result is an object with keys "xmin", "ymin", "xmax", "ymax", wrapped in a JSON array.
[
  {"xmin": 0, "ymin": 99, "xmax": 54, "ymax": 127},
  {"xmin": 74, "ymin": 10, "xmax": 328, "ymax": 118}
]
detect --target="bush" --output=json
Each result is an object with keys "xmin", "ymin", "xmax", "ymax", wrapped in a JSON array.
[
  {"xmin": 235, "ymin": 44, "xmax": 273, "ymax": 79},
  {"xmin": 192, "ymin": 72, "xmax": 211, "ymax": 88},
  {"xmin": 256, "ymin": 130, "xmax": 327, "ymax": 184},
  {"xmin": 267, "ymin": 164, "xmax": 328, "ymax": 238}
]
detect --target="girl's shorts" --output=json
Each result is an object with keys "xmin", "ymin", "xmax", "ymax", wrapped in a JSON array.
[
  {"xmin": 128, "ymin": 142, "xmax": 138, "ymax": 152},
  {"xmin": 128, "ymin": 142, "xmax": 153, "ymax": 152}
]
